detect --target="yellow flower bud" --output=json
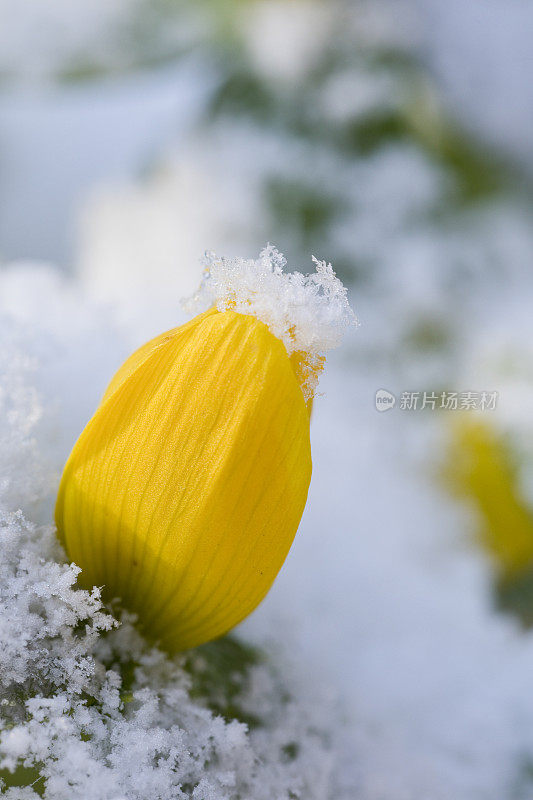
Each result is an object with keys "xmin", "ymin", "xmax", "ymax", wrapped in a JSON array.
[
  {"xmin": 55, "ymin": 249, "xmax": 354, "ymax": 651},
  {"xmin": 447, "ymin": 418, "xmax": 533, "ymax": 578}
]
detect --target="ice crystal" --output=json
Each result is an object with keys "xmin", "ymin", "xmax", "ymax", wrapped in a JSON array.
[{"xmin": 187, "ymin": 245, "xmax": 356, "ymax": 400}]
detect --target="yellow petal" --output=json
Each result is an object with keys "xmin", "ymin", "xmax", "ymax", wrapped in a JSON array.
[
  {"xmin": 101, "ymin": 307, "xmax": 218, "ymax": 404},
  {"xmin": 56, "ymin": 310, "xmax": 312, "ymax": 651}
]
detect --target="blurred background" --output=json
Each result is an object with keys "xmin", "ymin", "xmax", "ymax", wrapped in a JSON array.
[{"xmin": 2, "ymin": 1, "xmax": 533, "ymax": 797}]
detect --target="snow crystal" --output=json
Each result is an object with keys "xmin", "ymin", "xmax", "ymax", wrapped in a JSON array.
[{"xmin": 187, "ymin": 245, "xmax": 357, "ymax": 400}]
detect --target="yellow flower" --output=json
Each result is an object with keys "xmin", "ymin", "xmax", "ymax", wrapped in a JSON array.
[
  {"xmin": 55, "ymin": 250, "xmax": 353, "ymax": 651},
  {"xmin": 446, "ymin": 418, "xmax": 533, "ymax": 578}
]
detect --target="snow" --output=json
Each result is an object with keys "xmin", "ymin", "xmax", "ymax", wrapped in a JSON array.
[
  {"xmin": 3, "ymin": 0, "xmax": 533, "ymax": 797},
  {"xmin": 0, "ymin": 265, "xmax": 351, "ymax": 799},
  {"xmin": 255, "ymin": 364, "xmax": 533, "ymax": 799},
  {"xmin": 188, "ymin": 246, "xmax": 356, "ymax": 400},
  {"xmin": 3, "ymin": 247, "xmax": 533, "ymax": 798},
  {"xmin": 62, "ymin": 106, "xmax": 533, "ymax": 800}
]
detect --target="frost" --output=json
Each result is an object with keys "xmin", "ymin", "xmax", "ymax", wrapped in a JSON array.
[
  {"xmin": 187, "ymin": 245, "xmax": 357, "ymax": 400},
  {"xmin": 0, "ymin": 515, "xmax": 346, "ymax": 799},
  {"xmin": 0, "ymin": 264, "xmax": 351, "ymax": 800}
]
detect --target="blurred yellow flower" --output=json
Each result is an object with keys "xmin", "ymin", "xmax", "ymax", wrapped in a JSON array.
[{"xmin": 447, "ymin": 419, "xmax": 533, "ymax": 578}]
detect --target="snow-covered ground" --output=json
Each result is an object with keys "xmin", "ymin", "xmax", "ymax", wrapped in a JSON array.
[
  {"xmin": 253, "ymin": 360, "xmax": 533, "ymax": 799},
  {"xmin": 3, "ymin": 251, "xmax": 533, "ymax": 798},
  {"xmin": 2, "ymin": 0, "xmax": 533, "ymax": 797},
  {"xmin": 0, "ymin": 263, "xmax": 356, "ymax": 799}
]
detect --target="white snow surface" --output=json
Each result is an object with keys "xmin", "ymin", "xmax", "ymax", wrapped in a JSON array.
[
  {"xmin": 0, "ymin": 263, "xmax": 352, "ymax": 800},
  {"xmin": 3, "ymin": 253, "xmax": 533, "ymax": 799},
  {"xmin": 2, "ymin": 0, "xmax": 533, "ymax": 793}
]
